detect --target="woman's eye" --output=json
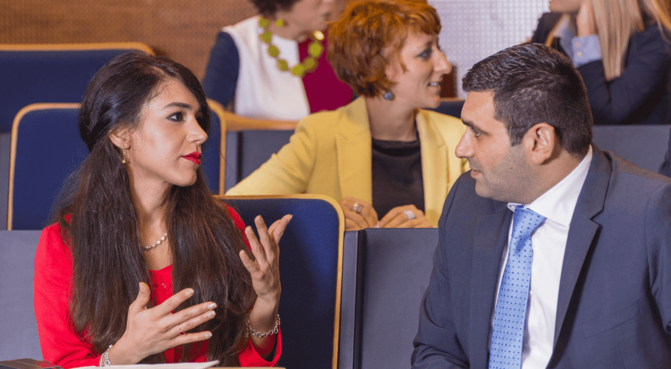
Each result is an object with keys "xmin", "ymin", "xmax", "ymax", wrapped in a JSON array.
[
  {"xmin": 419, "ymin": 49, "xmax": 432, "ymax": 59},
  {"xmin": 168, "ymin": 112, "xmax": 184, "ymax": 122}
]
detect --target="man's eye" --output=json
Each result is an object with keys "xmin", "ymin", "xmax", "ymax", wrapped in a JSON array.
[{"xmin": 470, "ymin": 127, "xmax": 481, "ymax": 137}]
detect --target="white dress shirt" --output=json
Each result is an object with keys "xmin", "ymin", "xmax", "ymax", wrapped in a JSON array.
[{"xmin": 490, "ymin": 146, "xmax": 592, "ymax": 368}]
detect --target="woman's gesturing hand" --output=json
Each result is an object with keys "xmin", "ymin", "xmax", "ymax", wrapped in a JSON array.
[
  {"xmin": 240, "ymin": 215, "xmax": 292, "ymax": 305},
  {"xmin": 378, "ymin": 204, "xmax": 432, "ymax": 229},
  {"xmin": 108, "ymin": 283, "xmax": 217, "ymax": 365},
  {"xmin": 339, "ymin": 197, "xmax": 379, "ymax": 230}
]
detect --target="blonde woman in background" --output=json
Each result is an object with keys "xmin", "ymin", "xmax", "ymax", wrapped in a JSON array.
[{"xmin": 531, "ymin": 0, "xmax": 671, "ymax": 125}]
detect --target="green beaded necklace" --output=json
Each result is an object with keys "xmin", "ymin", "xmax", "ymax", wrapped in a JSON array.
[{"xmin": 259, "ymin": 17, "xmax": 325, "ymax": 77}]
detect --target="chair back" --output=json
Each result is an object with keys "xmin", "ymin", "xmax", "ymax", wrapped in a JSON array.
[
  {"xmin": 221, "ymin": 195, "xmax": 344, "ymax": 369},
  {"xmin": 0, "ymin": 230, "xmax": 43, "ymax": 360},
  {"xmin": 0, "ymin": 43, "xmax": 153, "ymax": 133},
  {"xmin": 426, "ymin": 98, "xmax": 465, "ymax": 118},
  {"xmin": 8, "ymin": 104, "xmax": 86, "ymax": 230},
  {"xmin": 202, "ymin": 100, "xmax": 226, "ymax": 195},
  {"xmin": 592, "ymin": 125, "xmax": 671, "ymax": 172},
  {"xmin": 339, "ymin": 228, "xmax": 439, "ymax": 369}
]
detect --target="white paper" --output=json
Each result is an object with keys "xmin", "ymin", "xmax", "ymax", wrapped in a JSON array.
[{"xmin": 75, "ymin": 360, "xmax": 220, "ymax": 369}]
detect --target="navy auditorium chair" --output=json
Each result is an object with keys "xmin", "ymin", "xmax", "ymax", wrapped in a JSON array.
[
  {"xmin": 8, "ymin": 102, "xmax": 226, "ymax": 230},
  {"xmin": 339, "ymin": 228, "xmax": 439, "ymax": 369},
  {"xmin": 223, "ymin": 114, "xmax": 297, "ymax": 191},
  {"xmin": 0, "ymin": 230, "xmax": 43, "ymax": 360},
  {"xmin": 0, "ymin": 42, "xmax": 153, "ymax": 134},
  {"xmin": 592, "ymin": 124, "xmax": 671, "ymax": 173},
  {"xmin": 221, "ymin": 194, "xmax": 344, "ymax": 369}
]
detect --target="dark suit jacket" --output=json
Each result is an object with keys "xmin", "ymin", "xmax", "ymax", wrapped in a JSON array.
[
  {"xmin": 412, "ymin": 145, "xmax": 671, "ymax": 368},
  {"xmin": 531, "ymin": 13, "xmax": 671, "ymax": 126}
]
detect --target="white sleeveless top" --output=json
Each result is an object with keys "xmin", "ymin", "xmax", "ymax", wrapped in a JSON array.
[{"xmin": 224, "ymin": 16, "xmax": 311, "ymax": 121}]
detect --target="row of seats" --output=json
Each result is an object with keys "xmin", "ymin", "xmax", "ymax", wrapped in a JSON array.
[{"xmin": 0, "ymin": 195, "xmax": 436, "ymax": 369}]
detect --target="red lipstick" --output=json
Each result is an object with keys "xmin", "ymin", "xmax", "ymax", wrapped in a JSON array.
[{"xmin": 182, "ymin": 152, "xmax": 202, "ymax": 165}]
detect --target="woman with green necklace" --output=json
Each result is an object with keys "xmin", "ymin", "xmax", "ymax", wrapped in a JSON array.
[{"xmin": 202, "ymin": 0, "xmax": 352, "ymax": 125}]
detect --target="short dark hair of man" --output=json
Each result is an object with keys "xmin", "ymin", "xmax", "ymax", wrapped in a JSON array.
[
  {"xmin": 251, "ymin": 0, "xmax": 301, "ymax": 17},
  {"xmin": 462, "ymin": 43, "xmax": 593, "ymax": 156}
]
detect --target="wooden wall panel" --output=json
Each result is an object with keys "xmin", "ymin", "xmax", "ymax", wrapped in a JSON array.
[{"xmin": 0, "ymin": 0, "xmax": 257, "ymax": 79}]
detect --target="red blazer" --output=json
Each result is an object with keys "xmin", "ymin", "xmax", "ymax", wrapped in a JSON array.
[{"xmin": 34, "ymin": 207, "xmax": 281, "ymax": 368}]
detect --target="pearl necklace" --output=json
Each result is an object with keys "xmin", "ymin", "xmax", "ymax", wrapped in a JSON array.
[{"xmin": 141, "ymin": 233, "xmax": 167, "ymax": 251}]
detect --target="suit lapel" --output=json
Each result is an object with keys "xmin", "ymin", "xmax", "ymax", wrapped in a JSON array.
[
  {"xmin": 416, "ymin": 111, "xmax": 448, "ymax": 224},
  {"xmin": 552, "ymin": 145, "xmax": 611, "ymax": 348},
  {"xmin": 335, "ymin": 98, "xmax": 373, "ymax": 203},
  {"xmin": 470, "ymin": 202, "xmax": 513, "ymax": 367}
]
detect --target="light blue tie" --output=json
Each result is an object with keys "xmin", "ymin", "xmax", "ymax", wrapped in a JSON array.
[{"xmin": 488, "ymin": 206, "xmax": 546, "ymax": 369}]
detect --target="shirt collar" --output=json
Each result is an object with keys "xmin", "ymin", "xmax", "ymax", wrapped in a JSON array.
[{"xmin": 507, "ymin": 146, "xmax": 592, "ymax": 227}]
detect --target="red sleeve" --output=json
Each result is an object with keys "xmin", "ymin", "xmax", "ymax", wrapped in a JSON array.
[
  {"xmin": 34, "ymin": 223, "xmax": 101, "ymax": 369},
  {"xmin": 237, "ymin": 328, "xmax": 283, "ymax": 367},
  {"xmin": 224, "ymin": 204, "xmax": 251, "ymax": 252}
]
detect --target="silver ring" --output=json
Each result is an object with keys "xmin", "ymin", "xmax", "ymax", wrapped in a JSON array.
[
  {"xmin": 352, "ymin": 202, "xmax": 363, "ymax": 214},
  {"xmin": 403, "ymin": 210, "xmax": 416, "ymax": 220},
  {"xmin": 178, "ymin": 324, "xmax": 185, "ymax": 336}
]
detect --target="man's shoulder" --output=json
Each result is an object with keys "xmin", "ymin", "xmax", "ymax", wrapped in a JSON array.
[{"xmin": 440, "ymin": 172, "xmax": 507, "ymax": 224}]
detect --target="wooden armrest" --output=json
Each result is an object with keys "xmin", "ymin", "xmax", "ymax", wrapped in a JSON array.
[{"xmin": 223, "ymin": 111, "xmax": 298, "ymax": 132}]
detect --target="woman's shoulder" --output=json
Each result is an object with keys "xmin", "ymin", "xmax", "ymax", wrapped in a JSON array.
[
  {"xmin": 36, "ymin": 221, "xmax": 73, "ymax": 267},
  {"xmin": 297, "ymin": 98, "xmax": 365, "ymax": 130}
]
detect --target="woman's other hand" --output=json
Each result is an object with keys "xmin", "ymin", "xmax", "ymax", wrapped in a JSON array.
[
  {"xmin": 240, "ymin": 214, "xmax": 290, "ymax": 356},
  {"xmin": 378, "ymin": 205, "xmax": 432, "ymax": 229},
  {"xmin": 109, "ymin": 283, "xmax": 217, "ymax": 364},
  {"xmin": 576, "ymin": 1, "xmax": 597, "ymax": 36},
  {"xmin": 240, "ymin": 215, "xmax": 291, "ymax": 305},
  {"xmin": 340, "ymin": 197, "xmax": 379, "ymax": 230}
]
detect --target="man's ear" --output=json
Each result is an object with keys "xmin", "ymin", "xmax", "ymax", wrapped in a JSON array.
[
  {"xmin": 523, "ymin": 123, "xmax": 557, "ymax": 165},
  {"xmin": 108, "ymin": 127, "xmax": 131, "ymax": 150}
]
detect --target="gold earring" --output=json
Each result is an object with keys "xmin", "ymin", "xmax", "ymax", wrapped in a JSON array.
[{"xmin": 122, "ymin": 149, "xmax": 128, "ymax": 164}]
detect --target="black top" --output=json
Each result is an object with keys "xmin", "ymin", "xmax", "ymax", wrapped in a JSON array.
[{"xmin": 371, "ymin": 135, "xmax": 425, "ymax": 219}]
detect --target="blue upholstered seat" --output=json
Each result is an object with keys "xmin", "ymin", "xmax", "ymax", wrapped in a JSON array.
[
  {"xmin": 592, "ymin": 124, "xmax": 671, "ymax": 173},
  {"xmin": 221, "ymin": 195, "xmax": 344, "ymax": 369},
  {"xmin": 0, "ymin": 230, "xmax": 43, "ymax": 361},
  {"xmin": 8, "ymin": 102, "xmax": 225, "ymax": 230},
  {"xmin": 0, "ymin": 43, "xmax": 153, "ymax": 134},
  {"xmin": 8, "ymin": 105, "xmax": 87, "ymax": 230}
]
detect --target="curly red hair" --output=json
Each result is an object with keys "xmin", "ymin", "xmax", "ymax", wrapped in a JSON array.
[{"xmin": 327, "ymin": 0, "xmax": 441, "ymax": 97}]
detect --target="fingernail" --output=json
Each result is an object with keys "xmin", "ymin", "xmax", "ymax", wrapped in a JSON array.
[
  {"xmin": 207, "ymin": 311, "xmax": 216, "ymax": 318},
  {"xmin": 185, "ymin": 289, "xmax": 194, "ymax": 297},
  {"xmin": 205, "ymin": 332, "xmax": 212, "ymax": 339},
  {"xmin": 287, "ymin": 215, "xmax": 293, "ymax": 221},
  {"xmin": 207, "ymin": 303, "xmax": 217, "ymax": 309}
]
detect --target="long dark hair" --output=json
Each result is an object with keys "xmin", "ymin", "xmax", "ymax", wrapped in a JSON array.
[{"xmin": 55, "ymin": 51, "xmax": 255, "ymax": 365}]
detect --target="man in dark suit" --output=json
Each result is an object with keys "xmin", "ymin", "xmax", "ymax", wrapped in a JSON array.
[{"xmin": 412, "ymin": 43, "xmax": 671, "ymax": 368}]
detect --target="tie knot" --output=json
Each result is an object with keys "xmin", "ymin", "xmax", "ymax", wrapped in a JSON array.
[{"xmin": 511, "ymin": 206, "xmax": 546, "ymax": 241}]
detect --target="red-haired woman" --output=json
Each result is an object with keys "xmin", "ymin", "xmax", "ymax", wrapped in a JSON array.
[
  {"xmin": 34, "ymin": 51, "xmax": 290, "ymax": 368},
  {"xmin": 227, "ymin": 0, "xmax": 468, "ymax": 230}
]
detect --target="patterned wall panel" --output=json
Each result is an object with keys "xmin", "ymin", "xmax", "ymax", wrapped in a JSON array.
[{"xmin": 431, "ymin": 0, "xmax": 549, "ymax": 97}]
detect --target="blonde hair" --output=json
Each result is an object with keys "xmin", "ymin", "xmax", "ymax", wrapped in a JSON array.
[{"xmin": 588, "ymin": 0, "xmax": 671, "ymax": 80}]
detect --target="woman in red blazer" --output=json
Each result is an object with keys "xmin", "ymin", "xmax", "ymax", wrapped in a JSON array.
[{"xmin": 33, "ymin": 51, "xmax": 290, "ymax": 368}]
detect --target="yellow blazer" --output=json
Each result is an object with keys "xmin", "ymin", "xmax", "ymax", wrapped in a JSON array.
[{"xmin": 226, "ymin": 98, "xmax": 468, "ymax": 226}]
